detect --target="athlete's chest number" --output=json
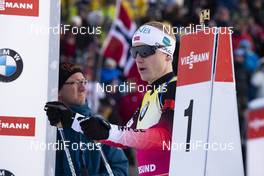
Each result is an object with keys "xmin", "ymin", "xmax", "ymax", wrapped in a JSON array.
[{"xmin": 184, "ymin": 99, "xmax": 194, "ymax": 152}]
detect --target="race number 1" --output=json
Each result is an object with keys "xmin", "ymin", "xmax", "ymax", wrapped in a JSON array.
[
  {"xmin": 169, "ymin": 28, "xmax": 244, "ymax": 176},
  {"xmin": 169, "ymin": 31, "xmax": 216, "ymax": 175},
  {"xmin": 185, "ymin": 99, "xmax": 194, "ymax": 152}
]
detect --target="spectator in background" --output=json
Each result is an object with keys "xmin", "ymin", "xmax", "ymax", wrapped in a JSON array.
[
  {"xmin": 100, "ymin": 58, "xmax": 123, "ymax": 103},
  {"xmin": 117, "ymin": 79, "xmax": 144, "ymax": 126},
  {"xmin": 247, "ymin": 17, "xmax": 264, "ymax": 56},
  {"xmin": 251, "ymin": 58, "xmax": 264, "ymax": 98},
  {"xmin": 239, "ymin": 39, "xmax": 260, "ymax": 100},
  {"xmin": 60, "ymin": 32, "xmax": 77, "ymax": 62},
  {"xmin": 100, "ymin": 58, "xmax": 122, "ymax": 84},
  {"xmin": 237, "ymin": 1, "xmax": 251, "ymax": 19},
  {"xmin": 239, "ymin": 39, "xmax": 259, "ymax": 73},
  {"xmin": 232, "ymin": 19, "xmax": 255, "ymax": 51},
  {"xmin": 85, "ymin": 80, "xmax": 105, "ymax": 113},
  {"xmin": 250, "ymin": 0, "xmax": 264, "ymax": 27},
  {"xmin": 214, "ymin": 6, "xmax": 231, "ymax": 26},
  {"xmin": 234, "ymin": 49, "xmax": 249, "ymax": 116},
  {"xmin": 234, "ymin": 48, "xmax": 248, "ymax": 170},
  {"xmin": 98, "ymin": 97, "xmax": 120, "ymax": 124},
  {"xmin": 215, "ymin": 0, "xmax": 237, "ymax": 10}
]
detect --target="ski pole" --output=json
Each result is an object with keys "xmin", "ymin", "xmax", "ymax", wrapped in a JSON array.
[
  {"xmin": 77, "ymin": 114, "xmax": 114, "ymax": 176},
  {"xmin": 94, "ymin": 141, "xmax": 114, "ymax": 176},
  {"xmin": 57, "ymin": 122, "xmax": 77, "ymax": 176}
]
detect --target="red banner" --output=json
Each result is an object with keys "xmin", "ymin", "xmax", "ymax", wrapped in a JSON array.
[
  {"xmin": 247, "ymin": 108, "xmax": 264, "ymax": 139},
  {"xmin": 177, "ymin": 31, "xmax": 215, "ymax": 86},
  {"xmin": 215, "ymin": 29, "xmax": 234, "ymax": 82},
  {"xmin": 0, "ymin": 116, "xmax": 35, "ymax": 136},
  {"xmin": 0, "ymin": 0, "xmax": 39, "ymax": 17}
]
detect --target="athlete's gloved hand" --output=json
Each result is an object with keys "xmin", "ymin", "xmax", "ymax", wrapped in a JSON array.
[
  {"xmin": 79, "ymin": 115, "xmax": 111, "ymax": 140},
  {"xmin": 44, "ymin": 101, "xmax": 75, "ymax": 128}
]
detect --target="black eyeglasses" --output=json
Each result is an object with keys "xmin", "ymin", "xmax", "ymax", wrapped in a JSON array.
[
  {"xmin": 130, "ymin": 45, "xmax": 166, "ymax": 58},
  {"xmin": 64, "ymin": 80, "xmax": 88, "ymax": 86}
]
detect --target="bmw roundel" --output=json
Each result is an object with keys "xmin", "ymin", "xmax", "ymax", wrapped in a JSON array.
[
  {"xmin": 0, "ymin": 169, "xmax": 15, "ymax": 176},
  {"xmin": 0, "ymin": 48, "xmax": 23, "ymax": 82}
]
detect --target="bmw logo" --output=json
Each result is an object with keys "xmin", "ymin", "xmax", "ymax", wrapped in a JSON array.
[
  {"xmin": 0, "ymin": 48, "xmax": 23, "ymax": 82},
  {"xmin": 0, "ymin": 169, "xmax": 15, "ymax": 176}
]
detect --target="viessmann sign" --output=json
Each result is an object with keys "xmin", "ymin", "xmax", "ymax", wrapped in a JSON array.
[
  {"xmin": 0, "ymin": 0, "xmax": 39, "ymax": 17},
  {"xmin": 0, "ymin": 116, "xmax": 35, "ymax": 136}
]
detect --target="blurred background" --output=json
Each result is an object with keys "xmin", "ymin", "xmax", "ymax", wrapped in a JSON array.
[{"xmin": 59, "ymin": 0, "xmax": 264, "ymax": 175}]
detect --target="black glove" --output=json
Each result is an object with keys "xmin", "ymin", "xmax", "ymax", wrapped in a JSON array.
[
  {"xmin": 79, "ymin": 115, "xmax": 111, "ymax": 140},
  {"xmin": 44, "ymin": 101, "xmax": 75, "ymax": 128}
]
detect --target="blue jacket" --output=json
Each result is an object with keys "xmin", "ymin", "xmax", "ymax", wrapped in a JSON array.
[{"xmin": 55, "ymin": 104, "xmax": 129, "ymax": 176}]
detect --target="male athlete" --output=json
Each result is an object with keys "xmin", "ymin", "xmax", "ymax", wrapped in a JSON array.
[{"xmin": 45, "ymin": 21, "xmax": 177, "ymax": 175}]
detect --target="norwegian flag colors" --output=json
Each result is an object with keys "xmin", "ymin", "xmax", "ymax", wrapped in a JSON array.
[{"xmin": 101, "ymin": 0, "xmax": 138, "ymax": 78}]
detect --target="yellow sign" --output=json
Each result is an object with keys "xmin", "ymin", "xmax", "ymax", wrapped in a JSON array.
[{"xmin": 200, "ymin": 9, "xmax": 210, "ymax": 24}]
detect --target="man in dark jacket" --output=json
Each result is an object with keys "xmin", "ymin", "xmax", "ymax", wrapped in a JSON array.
[{"xmin": 46, "ymin": 63, "xmax": 128, "ymax": 176}]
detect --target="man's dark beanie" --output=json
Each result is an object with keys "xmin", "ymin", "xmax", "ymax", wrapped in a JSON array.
[{"xmin": 59, "ymin": 63, "xmax": 83, "ymax": 90}]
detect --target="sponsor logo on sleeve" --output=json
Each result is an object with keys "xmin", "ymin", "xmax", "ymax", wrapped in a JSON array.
[
  {"xmin": 138, "ymin": 164, "xmax": 156, "ymax": 174},
  {"xmin": 126, "ymin": 118, "xmax": 134, "ymax": 127},
  {"xmin": 118, "ymin": 126, "xmax": 145, "ymax": 132}
]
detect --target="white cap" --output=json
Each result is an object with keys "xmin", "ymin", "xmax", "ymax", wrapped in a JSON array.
[{"xmin": 132, "ymin": 25, "xmax": 176, "ymax": 58}]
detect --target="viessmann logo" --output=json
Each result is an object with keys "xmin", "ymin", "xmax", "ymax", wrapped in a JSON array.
[
  {"xmin": 0, "ymin": 0, "xmax": 39, "ymax": 17},
  {"xmin": 180, "ymin": 51, "xmax": 210, "ymax": 69},
  {"xmin": 0, "ymin": 116, "xmax": 35, "ymax": 136}
]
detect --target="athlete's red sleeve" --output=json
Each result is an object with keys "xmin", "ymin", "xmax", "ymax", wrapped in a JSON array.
[
  {"xmin": 101, "ymin": 81, "xmax": 176, "ymax": 150},
  {"xmin": 101, "ymin": 111, "xmax": 174, "ymax": 150}
]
